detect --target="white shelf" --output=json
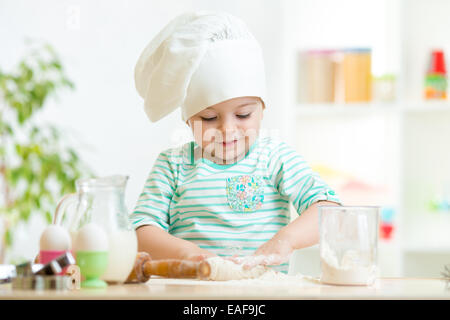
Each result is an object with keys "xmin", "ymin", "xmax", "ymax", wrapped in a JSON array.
[
  {"xmin": 283, "ymin": 0, "xmax": 450, "ymax": 278},
  {"xmin": 403, "ymin": 102, "xmax": 450, "ymax": 113},
  {"xmin": 295, "ymin": 102, "xmax": 450, "ymax": 117},
  {"xmin": 402, "ymin": 246, "xmax": 450, "ymax": 254},
  {"xmin": 296, "ymin": 102, "xmax": 399, "ymax": 116}
]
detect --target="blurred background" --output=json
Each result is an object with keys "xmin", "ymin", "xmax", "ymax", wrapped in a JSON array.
[{"xmin": 0, "ymin": 0, "xmax": 449, "ymax": 278}]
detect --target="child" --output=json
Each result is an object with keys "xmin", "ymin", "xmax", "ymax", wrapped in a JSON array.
[{"xmin": 130, "ymin": 11, "xmax": 341, "ymax": 273}]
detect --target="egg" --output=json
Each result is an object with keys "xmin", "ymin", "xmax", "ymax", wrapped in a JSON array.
[
  {"xmin": 39, "ymin": 224, "xmax": 72, "ymax": 251},
  {"xmin": 74, "ymin": 223, "xmax": 109, "ymax": 252}
]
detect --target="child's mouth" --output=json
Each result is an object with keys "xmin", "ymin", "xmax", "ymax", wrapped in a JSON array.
[{"xmin": 221, "ymin": 139, "xmax": 237, "ymax": 148}]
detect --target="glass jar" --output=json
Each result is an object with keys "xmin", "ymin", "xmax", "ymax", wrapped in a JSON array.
[{"xmin": 319, "ymin": 205, "xmax": 380, "ymax": 286}]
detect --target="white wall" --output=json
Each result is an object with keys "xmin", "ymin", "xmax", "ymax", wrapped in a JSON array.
[
  {"xmin": 1, "ymin": 0, "xmax": 286, "ymax": 209},
  {"xmin": 0, "ymin": 0, "xmax": 286, "ymax": 262}
]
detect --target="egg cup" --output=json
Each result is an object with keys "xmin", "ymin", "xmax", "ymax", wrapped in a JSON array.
[{"xmin": 75, "ymin": 251, "xmax": 108, "ymax": 288}]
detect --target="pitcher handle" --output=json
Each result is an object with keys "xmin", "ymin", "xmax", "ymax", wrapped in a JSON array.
[{"xmin": 53, "ymin": 193, "xmax": 78, "ymax": 226}]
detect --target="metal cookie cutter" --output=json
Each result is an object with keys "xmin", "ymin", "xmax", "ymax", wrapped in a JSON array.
[
  {"xmin": 34, "ymin": 252, "xmax": 75, "ymax": 275},
  {"xmin": 12, "ymin": 252, "xmax": 77, "ymax": 291},
  {"xmin": 12, "ymin": 275, "xmax": 73, "ymax": 291}
]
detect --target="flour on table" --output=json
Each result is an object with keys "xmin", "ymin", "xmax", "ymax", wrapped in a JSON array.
[
  {"xmin": 320, "ymin": 241, "xmax": 377, "ymax": 286},
  {"xmin": 205, "ymin": 257, "xmax": 293, "ymax": 281},
  {"xmin": 148, "ymin": 256, "xmax": 317, "ymax": 287}
]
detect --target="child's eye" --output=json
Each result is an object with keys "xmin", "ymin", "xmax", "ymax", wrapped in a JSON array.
[
  {"xmin": 236, "ymin": 113, "xmax": 251, "ymax": 119},
  {"xmin": 201, "ymin": 116, "xmax": 217, "ymax": 121}
]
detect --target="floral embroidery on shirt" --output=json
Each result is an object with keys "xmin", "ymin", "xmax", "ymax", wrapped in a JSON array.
[{"xmin": 226, "ymin": 175, "xmax": 264, "ymax": 212}]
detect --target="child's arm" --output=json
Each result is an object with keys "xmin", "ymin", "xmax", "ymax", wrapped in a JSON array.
[
  {"xmin": 235, "ymin": 141, "xmax": 342, "ymax": 268},
  {"xmin": 136, "ymin": 225, "xmax": 216, "ymax": 261},
  {"xmin": 239, "ymin": 200, "xmax": 339, "ymax": 268},
  {"xmin": 277, "ymin": 200, "xmax": 341, "ymax": 249},
  {"xmin": 132, "ymin": 151, "xmax": 217, "ymax": 262},
  {"xmin": 261, "ymin": 200, "xmax": 338, "ymax": 260}
]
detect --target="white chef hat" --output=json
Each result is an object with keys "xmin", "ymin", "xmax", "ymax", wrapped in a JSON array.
[{"xmin": 134, "ymin": 11, "xmax": 267, "ymax": 123}]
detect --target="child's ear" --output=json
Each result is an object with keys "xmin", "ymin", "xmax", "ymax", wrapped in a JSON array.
[
  {"xmin": 259, "ymin": 99, "xmax": 265, "ymax": 120},
  {"xmin": 259, "ymin": 98, "xmax": 266, "ymax": 109}
]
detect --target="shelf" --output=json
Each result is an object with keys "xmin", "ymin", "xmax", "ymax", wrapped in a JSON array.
[
  {"xmin": 284, "ymin": 0, "xmax": 450, "ymax": 278},
  {"xmin": 296, "ymin": 102, "xmax": 399, "ymax": 117},
  {"xmin": 295, "ymin": 101, "xmax": 450, "ymax": 117},
  {"xmin": 404, "ymin": 102, "xmax": 450, "ymax": 113},
  {"xmin": 402, "ymin": 246, "xmax": 450, "ymax": 254}
]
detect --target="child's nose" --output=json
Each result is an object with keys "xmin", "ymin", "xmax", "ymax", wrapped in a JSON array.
[{"xmin": 218, "ymin": 117, "xmax": 237, "ymax": 137}]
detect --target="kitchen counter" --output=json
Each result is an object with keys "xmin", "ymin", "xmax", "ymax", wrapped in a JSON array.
[{"xmin": 0, "ymin": 277, "xmax": 449, "ymax": 300}]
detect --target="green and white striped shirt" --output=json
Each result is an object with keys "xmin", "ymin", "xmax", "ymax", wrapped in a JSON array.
[{"xmin": 130, "ymin": 136, "xmax": 341, "ymax": 273}]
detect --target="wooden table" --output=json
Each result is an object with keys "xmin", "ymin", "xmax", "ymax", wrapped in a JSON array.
[{"xmin": 0, "ymin": 277, "xmax": 449, "ymax": 300}]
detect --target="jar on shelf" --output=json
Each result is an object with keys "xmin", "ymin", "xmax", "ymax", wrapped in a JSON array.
[
  {"xmin": 424, "ymin": 49, "xmax": 447, "ymax": 100},
  {"xmin": 372, "ymin": 74, "xmax": 396, "ymax": 102},
  {"xmin": 341, "ymin": 48, "xmax": 372, "ymax": 103},
  {"xmin": 298, "ymin": 49, "xmax": 337, "ymax": 103}
]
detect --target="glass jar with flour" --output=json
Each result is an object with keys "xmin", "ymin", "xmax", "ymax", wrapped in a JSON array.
[
  {"xmin": 53, "ymin": 175, "xmax": 137, "ymax": 284},
  {"xmin": 318, "ymin": 206, "xmax": 380, "ymax": 286}
]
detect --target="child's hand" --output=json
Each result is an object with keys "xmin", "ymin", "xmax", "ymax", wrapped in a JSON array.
[{"xmin": 229, "ymin": 236, "xmax": 294, "ymax": 269}]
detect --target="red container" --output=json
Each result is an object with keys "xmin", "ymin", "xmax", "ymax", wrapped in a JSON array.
[
  {"xmin": 428, "ymin": 49, "xmax": 446, "ymax": 75},
  {"xmin": 380, "ymin": 223, "xmax": 394, "ymax": 240}
]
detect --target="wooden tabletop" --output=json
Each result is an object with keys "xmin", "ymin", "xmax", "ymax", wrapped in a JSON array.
[{"xmin": 1, "ymin": 276, "xmax": 449, "ymax": 300}]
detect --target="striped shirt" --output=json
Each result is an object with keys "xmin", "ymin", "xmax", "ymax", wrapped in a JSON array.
[{"xmin": 130, "ymin": 136, "xmax": 341, "ymax": 273}]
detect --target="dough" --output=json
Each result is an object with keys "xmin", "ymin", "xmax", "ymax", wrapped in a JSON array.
[{"xmin": 205, "ymin": 257, "xmax": 275, "ymax": 281}]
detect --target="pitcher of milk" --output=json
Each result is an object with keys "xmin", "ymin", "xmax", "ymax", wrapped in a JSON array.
[{"xmin": 53, "ymin": 175, "xmax": 137, "ymax": 284}]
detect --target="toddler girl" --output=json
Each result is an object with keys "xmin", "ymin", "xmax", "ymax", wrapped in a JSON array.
[{"xmin": 130, "ymin": 11, "xmax": 341, "ymax": 273}]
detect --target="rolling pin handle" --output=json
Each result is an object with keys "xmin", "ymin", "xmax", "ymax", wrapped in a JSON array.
[
  {"xmin": 125, "ymin": 252, "xmax": 152, "ymax": 284},
  {"xmin": 197, "ymin": 261, "xmax": 211, "ymax": 279}
]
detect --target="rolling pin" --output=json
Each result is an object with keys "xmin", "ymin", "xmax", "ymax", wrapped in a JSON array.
[{"xmin": 125, "ymin": 252, "xmax": 211, "ymax": 283}]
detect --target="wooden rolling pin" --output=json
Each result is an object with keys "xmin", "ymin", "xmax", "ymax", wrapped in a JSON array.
[{"xmin": 125, "ymin": 252, "xmax": 211, "ymax": 283}]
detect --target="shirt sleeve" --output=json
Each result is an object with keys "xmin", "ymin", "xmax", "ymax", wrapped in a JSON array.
[
  {"xmin": 129, "ymin": 151, "xmax": 177, "ymax": 231},
  {"xmin": 267, "ymin": 142, "xmax": 341, "ymax": 215}
]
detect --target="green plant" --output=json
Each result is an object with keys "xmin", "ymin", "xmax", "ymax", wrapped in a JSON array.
[{"xmin": 0, "ymin": 41, "xmax": 93, "ymax": 257}]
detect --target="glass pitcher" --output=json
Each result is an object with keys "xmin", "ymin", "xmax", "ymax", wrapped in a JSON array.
[{"xmin": 53, "ymin": 175, "xmax": 137, "ymax": 284}]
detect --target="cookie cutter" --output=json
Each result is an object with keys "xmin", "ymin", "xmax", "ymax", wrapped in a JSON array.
[
  {"xmin": 7, "ymin": 252, "xmax": 78, "ymax": 291},
  {"xmin": 12, "ymin": 275, "xmax": 73, "ymax": 291}
]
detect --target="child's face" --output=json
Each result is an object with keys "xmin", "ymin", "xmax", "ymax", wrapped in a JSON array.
[{"xmin": 187, "ymin": 96, "xmax": 264, "ymax": 164}]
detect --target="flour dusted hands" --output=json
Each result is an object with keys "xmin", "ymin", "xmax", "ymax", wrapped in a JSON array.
[
  {"xmin": 229, "ymin": 202, "xmax": 328, "ymax": 269},
  {"xmin": 229, "ymin": 235, "xmax": 294, "ymax": 269}
]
